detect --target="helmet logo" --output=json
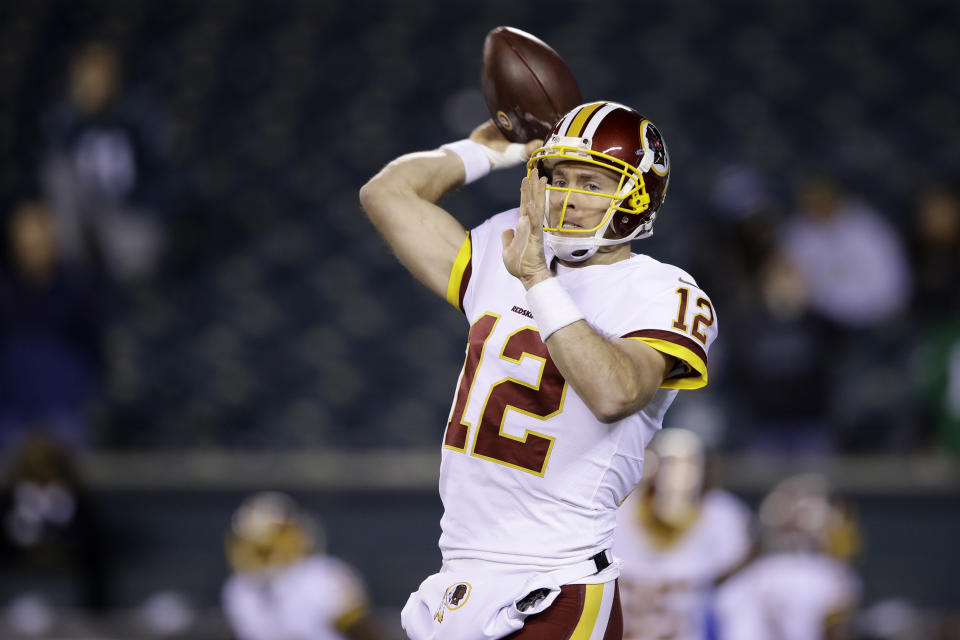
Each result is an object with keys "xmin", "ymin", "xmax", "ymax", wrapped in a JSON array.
[
  {"xmin": 641, "ymin": 120, "xmax": 669, "ymax": 177},
  {"xmin": 496, "ymin": 111, "xmax": 513, "ymax": 131}
]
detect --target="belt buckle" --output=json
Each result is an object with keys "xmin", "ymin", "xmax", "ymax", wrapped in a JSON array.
[{"xmin": 592, "ymin": 550, "xmax": 611, "ymax": 572}]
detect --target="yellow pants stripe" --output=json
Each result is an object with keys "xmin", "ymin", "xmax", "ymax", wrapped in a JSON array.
[{"xmin": 569, "ymin": 583, "xmax": 604, "ymax": 640}]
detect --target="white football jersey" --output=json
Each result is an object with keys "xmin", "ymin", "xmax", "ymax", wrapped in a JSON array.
[
  {"xmin": 714, "ymin": 553, "xmax": 861, "ymax": 640},
  {"xmin": 222, "ymin": 555, "xmax": 369, "ymax": 640},
  {"xmin": 613, "ymin": 490, "xmax": 752, "ymax": 640},
  {"xmin": 438, "ymin": 209, "xmax": 718, "ymax": 569}
]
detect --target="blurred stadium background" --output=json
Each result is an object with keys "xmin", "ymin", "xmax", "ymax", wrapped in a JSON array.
[{"xmin": 0, "ymin": 0, "xmax": 958, "ymax": 638}]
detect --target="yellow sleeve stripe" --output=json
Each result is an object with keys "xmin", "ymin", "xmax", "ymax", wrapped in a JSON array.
[
  {"xmin": 446, "ymin": 232, "xmax": 472, "ymax": 311},
  {"xmin": 623, "ymin": 330, "xmax": 709, "ymax": 390},
  {"xmin": 334, "ymin": 604, "xmax": 371, "ymax": 631}
]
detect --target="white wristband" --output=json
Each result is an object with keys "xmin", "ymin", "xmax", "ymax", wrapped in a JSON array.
[
  {"xmin": 525, "ymin": 277, "xmax": 585, "ymax": 340},
  {"xmin": 441, "ymin": 139, "xmax": 491, "ymax": 185},
  {"xmin": 480, "ymin": 142, "xmax": 529, "ymax": 169}
]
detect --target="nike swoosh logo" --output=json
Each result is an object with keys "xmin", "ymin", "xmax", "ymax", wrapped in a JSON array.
[{"xmin": 678, "ymin": 277, "xmax": 697, "ymax": 287}]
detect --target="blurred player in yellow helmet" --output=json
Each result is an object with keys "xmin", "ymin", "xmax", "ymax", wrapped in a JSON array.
[
  {"xmin": 222, "ymin": 492, "xmax": 383, "ymax": 640},
  {"xmin": 613, "ymin": 428, "xmax": 753, "ymax": 640},
  {"xmin": 714, "ymin": 474, "xmax": 862, "ymax": 640}
]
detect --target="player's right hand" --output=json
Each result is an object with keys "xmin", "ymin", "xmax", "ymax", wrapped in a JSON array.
[
  {"xmin": 469, "ymin": 121, "xmax": 542, "ymax": 168},
  {"xmin": 502, "ymin": 168, "xmax": 552, "ymax": 289}
]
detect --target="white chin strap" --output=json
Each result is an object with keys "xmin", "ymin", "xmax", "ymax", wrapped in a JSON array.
[
  {"xmin": 544, "ymin": 216, "xmax": 657, "ymax": 263},
  {"xmin": 545, "ymin": 234, "xmax": 601, "ymax": 262}
]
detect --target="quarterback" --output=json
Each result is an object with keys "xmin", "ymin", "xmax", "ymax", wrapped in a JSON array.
[{"xmin": 360, "ymin": 101, "xmax": 718, "ymax": 640}]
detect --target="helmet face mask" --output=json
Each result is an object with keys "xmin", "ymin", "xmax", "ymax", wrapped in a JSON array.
[{"xmin": 527, "ymin": 102, "xmax": 670, "ymax": 262}]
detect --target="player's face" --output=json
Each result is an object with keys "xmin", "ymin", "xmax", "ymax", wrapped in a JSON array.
[{"xmin": 548, "ymin": 162, "xmax": 623, "ymax": 232}]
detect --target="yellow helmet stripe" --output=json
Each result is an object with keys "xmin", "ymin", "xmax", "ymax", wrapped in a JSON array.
[{"xmin": 564, "ymin": 102, "xmax": 604, "ymax": 138}]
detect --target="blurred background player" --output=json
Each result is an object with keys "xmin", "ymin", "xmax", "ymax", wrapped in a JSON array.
[
  {"xmin": 613, "ymin": 428, "xmax": 751, "ymax": 640},
  {"xmin": 714, "ymin": 473, "xmax": 862, "ymax": 640},
  {"xmin": 222, "ymin": 492, "xmax": 382, "ymax": 640}
]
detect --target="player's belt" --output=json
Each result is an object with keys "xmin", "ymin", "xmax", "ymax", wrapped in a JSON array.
[
  {"xmin": 547, "ymin": 549, "xmax": 614, "ymax": 587},
  {"xmin": 591, "ymin": 550, "xmax": 612, "ymax": 572}
]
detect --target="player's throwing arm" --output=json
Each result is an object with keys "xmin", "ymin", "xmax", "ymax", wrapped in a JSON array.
[{"xmin": 359, "ymin": 122, "xmax": 540, "ymax": 300}]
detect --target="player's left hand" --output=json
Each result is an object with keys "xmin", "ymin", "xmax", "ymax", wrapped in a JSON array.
[{"xmin": 502, "ymin": 168, "xmax": 552, "ymax": 289}]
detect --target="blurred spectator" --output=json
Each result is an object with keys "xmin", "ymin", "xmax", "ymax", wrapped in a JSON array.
[
  {"xmin": 0, "ymin": 433, "xmax": 110, "ymax": 612},
  {"xmin": 714, "ymin": 474, "xmax": 862, "ymax": 640},
  {"xmin": 780, "ymin": 176, "xmax": 911, "ymax": 331},
  {"xmin": 40, "ymin": 40, "xmax": 172, "ymax": 282},
  {"xmin": 702, "ymin": 167, "xmax": 837, "ymax": 452},
  {"xmin": 908, "ymin": 185, "xmax": 960, "ymax": 323},
  {"xmin": 0, "ymin": 200, "xmax": 104, "ymax": 450},
  {"xmin": 777, "ymin": 176, "xmax": 915, "ymax": 450},
  {"xmin": 726, "ymin": 248, "xmax": 838, "ymax": 452},
  {"xmin": 699, "ymin": 165, "xmax": 784, "ymax": 326},
  {"xmin": 222, "ymin": 492, "xmax": 383, "ymax": 640},
  {"xmin": 613, "ymin": 429, "xmax": 752, "ymax": 640}
]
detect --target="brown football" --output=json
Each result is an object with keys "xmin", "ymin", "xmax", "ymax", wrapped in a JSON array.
[{"xmin": 482, "ymin": 26, "xmax": 583, "ymax": 143}]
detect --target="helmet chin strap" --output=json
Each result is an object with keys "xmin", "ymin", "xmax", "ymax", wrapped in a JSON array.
[{"xmin": 545, "ymin": 234, "xmax": 600, "ymax": 262}]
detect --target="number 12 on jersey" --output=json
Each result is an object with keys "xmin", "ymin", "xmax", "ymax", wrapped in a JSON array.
[
  {"xmin": 444, "ymin": 313, "xmax": 568, "ymax": 476},
  {"xmin": 672, "ymin": 287, "xmax": 714, "ymax": 345}
]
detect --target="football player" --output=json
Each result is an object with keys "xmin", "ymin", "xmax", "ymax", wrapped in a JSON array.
[
  {"xmin": 360, "ymin": 101, "xmax": 718, "ymax": 640},
  {"xmin": 714, "ymin": 474, "xmax": 862, "ymax": 640},
  {"xmin": 221, "ymin": 492, "xmax": 382, "ymax": 640},
  {"xmin": 614, "ymin": 428, "xmax": 752, "ymax": 640}
]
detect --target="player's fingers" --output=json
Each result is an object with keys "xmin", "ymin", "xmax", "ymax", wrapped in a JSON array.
[
  {"xmin": 513, "ymin": 213, "xmax": 533, "ymax": 253},
  {"xmin": 524, "ymin": 138, "xmax": 543, "ymax": 156},
  {"xmin": 516, "ymin": 212, "xmax": 530, "ymax": 238},
  {"xmin": 521, "ymin": 168, "xmax": 536, "ymax": 206},
  {"xmin": 521, "ymin": 173, "xmax": 544, "ymax": 234},
  {"xmin": 501, "ymin": 228, "xmax": 515, "ymax": 252},
  {"xmin": 469, "ymin": 120, "xmax": 495, "ymax": 138},
  {"xmin": 529, "ymin": 176, "xmax": 547, "ymax": 236},
  {"xmin": 469, "ymin": 120, "xmax": 508, "ymax": 149},
  {"xmin": 519, "ymin": 173, "xmax": 533, "ymax": 214}
]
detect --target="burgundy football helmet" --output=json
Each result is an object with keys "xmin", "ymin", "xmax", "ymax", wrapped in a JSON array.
[{"xmin": 527, "ymin": 101, "xmax": 670, "ymax": 261}]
